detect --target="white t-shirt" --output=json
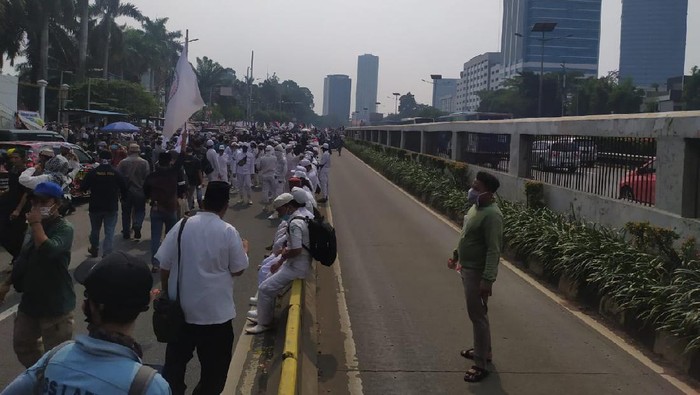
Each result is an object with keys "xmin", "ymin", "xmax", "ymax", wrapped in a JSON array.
[
  {"xmin": 286, "ymin": 208, "xmax": 313, "ymax": 277},
  {"xmin": 156, "ymin": 212, "xmax": 249, "ymax": 325}
]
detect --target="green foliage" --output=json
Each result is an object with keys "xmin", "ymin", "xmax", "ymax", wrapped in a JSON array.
[
  {"xmin": 684, "ymin": 66, "xmax": 700, "ymax": 110},
  {"xmin": 70, "ymin": 79, "xmax": 159, "ymax": 118},
  {"xmin": 347, "ymin": 138, "xmax": 700, "ymax": 353},
  {"xmin": 524, "ymin": 181, "xmax": 545, "ymax": 209},
  {"xmin": 396, "ymin": 92, "xmax": 445, "ymax": 120}
]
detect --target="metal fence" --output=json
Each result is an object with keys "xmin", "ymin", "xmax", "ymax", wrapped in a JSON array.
[{"xmin": 526, "ymin": 135, "xmax": 657, "ymax": 206}]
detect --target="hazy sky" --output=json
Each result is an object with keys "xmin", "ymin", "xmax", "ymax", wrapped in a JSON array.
[{"xmin": 3, "ymin": 0, "xmax": 699, "ymax": 114}]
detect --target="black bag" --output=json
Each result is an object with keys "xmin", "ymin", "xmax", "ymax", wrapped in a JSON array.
[
  {"xmin": 237, "ymin": 156, "xmax": 247, "ymax": 167},
  {"xmin": 152, "ymin": 217, "xmax": 188, "ymax": 343},
  {"xmin": 201, "ymin": 156, "xmax": 214, "ymax": 175},
  {"xmin": 291, "ymin": 215, "xmax": 337, "ymax": 266}
]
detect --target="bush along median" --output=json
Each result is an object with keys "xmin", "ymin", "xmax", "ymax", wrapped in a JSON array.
[{"xmin": 345, "ymin": 139, "xmax": 700, "ymax": 380}]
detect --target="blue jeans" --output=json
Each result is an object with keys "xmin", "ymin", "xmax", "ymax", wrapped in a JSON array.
[
  {"xmin": 150, "ymin": 208, "xmax": 177, "ymax": 267},
  {"xmin": 89, "ymin": 211, "xmax": 118, "ymax": 256},
  {"xmin": 121, "ymin": 191, "xmax": 146, "ymax": 236}
]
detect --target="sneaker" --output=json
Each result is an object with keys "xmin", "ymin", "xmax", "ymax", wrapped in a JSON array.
[
  {"xmin": 237, "ymin": 200, "xmax": 244, "ymax": 205},
  {"xmin": 267, "ymin": 212, "xmax": 279, "ymax": 220},
  {"xmin": 88, "ymin": 246, "xmax": 99, "ymax": 258},
  {"xmin": 245, "ymin": 324, "xmax": 272, "ymax": 334},
  {"xmin": 249, "ymin": 297, "xmax": 258, "ymax": 305},
  {"xmin": 122, "ymin": 232, "xmax": 131, "ymax": 240},
  {"xmin": 247, "ymin": 201, "xmax": 253, "ymax": 206},
  {"xmin": 133, "ymin": 229, "xmax": 141, "ymax": 240}
]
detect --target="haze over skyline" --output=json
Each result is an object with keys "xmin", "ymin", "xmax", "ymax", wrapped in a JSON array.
[{"xmin": 3, "ymin": 0, "xmax": 699, "ymax": 115}]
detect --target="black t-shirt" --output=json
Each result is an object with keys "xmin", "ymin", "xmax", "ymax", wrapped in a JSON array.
[
  {"xmin": 182, "ymin": 155, "xmax": 202, "ymax": 185},
  {"xmin": 0, "ymin": 169, "xmax": 30, "ymax": 213},
  {"xmin": 81, "ymin": 164, "xmax": 127, "ymax": 212}
]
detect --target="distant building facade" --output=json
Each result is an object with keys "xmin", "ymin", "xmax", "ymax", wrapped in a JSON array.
[
  {"xmin": 323, "ymin": 74, "xmax": 352, "ymax": 123},
  {"xmin": 456, "ymin": 52, "xmax": 503, "ymax": 112},
  {"xmin": 500, "ymin": 0, "xmax": 602, "ymax": 79},
  {"xmin": 619, "ymin": 0, "xmax": 688, "ymax": 89},
  {"xmin": 431, "ymin": 78, "xmax": 459, "ymax": 113},
  {"xmin": 355, "ymin": 54, "xmax": 379, "ymax": 122}
]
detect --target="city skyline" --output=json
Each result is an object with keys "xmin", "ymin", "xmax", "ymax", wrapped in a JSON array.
[
  {"xmin": 2, "ymin": 0, "xmax": 699, "ymax": 115},
  {"xmin": 322, "ymin": 74, "xmax": 352, "ymax": 123},
  {"xmin": 355, "ymin": 54, "xmax": 379, "ymax": 121}
]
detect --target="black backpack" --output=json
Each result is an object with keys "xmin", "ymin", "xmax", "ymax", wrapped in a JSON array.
[
  {"xmin": 291, "ymin": 215, "xmax": 337, "ymax": 266},
  {"xmin": 201, "ymin": 155, "xmax": 214, "ymax": 175}
]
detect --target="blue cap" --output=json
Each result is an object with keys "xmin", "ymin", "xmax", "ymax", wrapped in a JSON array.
[{"xmin": 33, "ymin": 182, "xmax": 64, "ymax": 199}]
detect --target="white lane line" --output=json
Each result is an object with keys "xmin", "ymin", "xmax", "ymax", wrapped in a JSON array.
[
  {"xmin": 326, "ymin": 202, "xmax": 364, "ymax": 395},
  {"xmin": 222, "ymin": 319, "xmax": 255, "ymax": 394},
  {"xmin": 0, "ymin": 304, "xmax": 18, "ymax": 322},
  {"xmin": 347, "ymin": 151, "xmax": 696, "ymax": 395}
]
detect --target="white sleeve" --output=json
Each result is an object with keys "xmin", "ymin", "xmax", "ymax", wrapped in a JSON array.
[
  {"xmin": 155, "ymin": 219, "xmax": 183, "ymax": 271},
  {"xmin": 18, "ymin": 167, "xmax": 49, "ymax": 189},
  {"xmin": 227, "ymin": 227, "xmax": 249, "ymax": 274}
]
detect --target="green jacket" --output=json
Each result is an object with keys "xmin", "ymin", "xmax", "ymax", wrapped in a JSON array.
[
  {"xmin": 454, "ymin": 203, "xmax": 503, "ymax": 282},
  {"xmin": 17, "ymin": 217, "xmax": 75, "ymax": 317}
]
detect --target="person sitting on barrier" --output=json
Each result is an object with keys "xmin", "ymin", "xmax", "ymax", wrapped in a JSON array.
[{"xmin": 246, "ymin": 190, "xmax": 313, "ymax": 334}]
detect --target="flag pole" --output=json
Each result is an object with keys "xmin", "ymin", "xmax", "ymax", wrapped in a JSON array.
[{"xmin": 182, "ymin": 29, "xmax": 189, "ymax": 138}]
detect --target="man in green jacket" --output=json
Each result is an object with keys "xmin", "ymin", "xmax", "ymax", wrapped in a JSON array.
[
  {"xmin": 12, "ymin": 181, "xmax": 75, "ymax": 368},
  {"xmin": 448, "ymin": 171, "xmax": 503, "ymax": 383}
]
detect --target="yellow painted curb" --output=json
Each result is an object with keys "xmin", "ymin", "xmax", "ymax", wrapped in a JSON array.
[{"xmin": 278, "ymin": 279, "xmax": 304, "ymax": 395}]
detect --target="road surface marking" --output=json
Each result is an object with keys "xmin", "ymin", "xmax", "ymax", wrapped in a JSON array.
[
  {"xmin": 223, "ymin": 293, "xmax": 257, "ymax": 394},
  {"xmin": 348, "ymin": 151, "xmax": 696, "ymax": 395},
  {"xmin": 326, "ymin": 202, "xmax": 364, "ymax": 395},
  {"xmin": 0, "ymin": 304, "xmax": 18, "ymax": 322}
]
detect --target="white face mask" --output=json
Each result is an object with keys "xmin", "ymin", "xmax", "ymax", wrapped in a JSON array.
[{"xmin": 39, "ymin": 204, "xmax": 56, "ymax": 219}]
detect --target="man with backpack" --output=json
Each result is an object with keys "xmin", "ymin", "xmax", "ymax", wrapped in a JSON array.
[
  {"xmin": 246, "ymin": 191, "xmax": 314, "ymax": 334},
  {"xmin": 1, "ymin": 252, "xmax": 171, "ymax": 394}
]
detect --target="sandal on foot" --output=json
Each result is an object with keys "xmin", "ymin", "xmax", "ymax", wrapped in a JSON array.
[
  {"xmin": 460, "ymin": 348, "xmax": 492, "ymax": 363},
  {"xmin": 464, "ymin": 366, "xmax": 489, "ymax": 383}
]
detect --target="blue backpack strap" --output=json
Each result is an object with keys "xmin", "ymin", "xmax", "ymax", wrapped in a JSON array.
[
  {"xmin": 34, "ymin": 341, "xmax": 74, "ymax": 394},
  {"xmin": 128, "ymin": 365, "xmax": 157, "ymax": 395}
]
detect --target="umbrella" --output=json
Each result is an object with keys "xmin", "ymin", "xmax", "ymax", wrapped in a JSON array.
[{"xmin": 101, "ymin": 122, "xmax": 140, "ymax": 133}]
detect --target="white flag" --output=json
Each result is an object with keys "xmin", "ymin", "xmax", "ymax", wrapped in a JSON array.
[{"xmin": 162, "ymin": 48, "xmax": 204, "ymax": 140}]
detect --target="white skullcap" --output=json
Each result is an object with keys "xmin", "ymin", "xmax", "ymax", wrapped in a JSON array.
[
  {"xmin": 299, "ymin": 159, "xmax": 311, "ymax": 167},
  {"xmin": 206, "ymin": 139, "xmax": 214, "ymax": 147},
  {"xmin": 291, "ymin": 187, "xmax": 308, "ymax": 204},
  {"xmin": 272, "ymin": 193, "xmax": 294, "ymax": 209}
]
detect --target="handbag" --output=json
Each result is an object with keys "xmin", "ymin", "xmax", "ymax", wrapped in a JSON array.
[{"xmin": 152, "ymin": 217, "xmax": 188, "ymax": 343}]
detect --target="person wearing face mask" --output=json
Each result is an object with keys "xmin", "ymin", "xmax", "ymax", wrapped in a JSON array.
[
  {"xmin": 1, "ymin": 252, "xmax": 171, "ymax": 394},
  {"xmin": 10, "ymin": 182, "xmax": 75, "ymax": 368},
  {"xmin": 246, "ymin": 192, "xmax": 312, "ymax": 334},
  {"xmin": 447, "ymin": 171, "xmax": 503, "ymax": 383}
]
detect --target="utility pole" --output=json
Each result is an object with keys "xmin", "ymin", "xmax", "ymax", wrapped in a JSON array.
[{"xmin": 247, "ymin": 51, "xmax": 254, "ymax": 121}]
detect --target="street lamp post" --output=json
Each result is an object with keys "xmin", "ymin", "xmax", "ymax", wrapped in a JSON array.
[
  {"xmin": 392, "ymin": 92, "xmax": 400, "ymax": 115},
  {"xmin": 58, "ymin": 84, "xmax": 70, "ymax": 123}
]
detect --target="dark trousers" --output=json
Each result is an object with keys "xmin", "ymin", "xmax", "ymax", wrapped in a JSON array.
[{"xmin": 163, "ymin": 320, "xmax": 234, "ymax": 395}]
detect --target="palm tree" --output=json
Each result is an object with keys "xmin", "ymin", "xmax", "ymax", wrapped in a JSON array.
[
  {"xmin": 22, "ymin": 0, "xmax": 74, "ymax": 81},
  {"xmin": 77, "ymin": 0, "xmax": 90, "ymax": 80},
  {"xmin": 0, "ymin": 0, "xmax": 27, "ymax": 69},
  {"xmin": 92, "ymin": 0, "xmax": 143, "ymax": 78},
  {"xmin": 140, "ymin": 17, "xmax": 182, "ymax": 97},
  {"xmin": 196, "ymin": 56, "xmax": 235, "ymax": 105}
]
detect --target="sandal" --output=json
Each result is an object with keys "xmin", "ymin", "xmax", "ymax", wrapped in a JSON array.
[
  {"xmin": 464, "ymin": 365, "xmax": 489, "ymax": 383},
  {"xmin": 460, "ymin": 348, "xmax": 492, "ymax": 363}
]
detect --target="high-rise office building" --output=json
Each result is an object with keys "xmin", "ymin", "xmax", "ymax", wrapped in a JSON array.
[
  {"xmin": 355, "ymin": 54, "xmax": 379, "ymax": 121},
  {"xmin": 431, "ymin": 78, "xmax": 459, "ymax": 113},
  {"xmin": 323, "ymin": 74, "xmax": 352, "ymax": 123},
  {"xmin": 456, "ymin": 53, "xmax": 503, "ymax": 112},
  {"xmin": 501, "ymin": 0, "xmax": 602, "ymax": 79},
  {"xmin": 619, "ymin": 0, "xmax": 688, "ymax": 89}
]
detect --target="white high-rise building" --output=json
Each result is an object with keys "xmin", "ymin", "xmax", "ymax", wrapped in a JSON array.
[{"xmin": 455, "ymin": 52, "xmax": 503, "ymax": 112}]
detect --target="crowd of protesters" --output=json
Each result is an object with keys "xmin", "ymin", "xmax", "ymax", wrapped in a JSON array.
[{"xmin": 0, "ymin": 122, "xmax": 345, "ymax": 394}]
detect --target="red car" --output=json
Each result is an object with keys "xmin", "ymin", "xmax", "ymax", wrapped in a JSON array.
[
  {"xmin": 0, "ymin": 141, "xmax": 96, "ymax": 198},
  {"xmin": 619, "ymin": 159, "xmax": 656, "ymax": 205}
]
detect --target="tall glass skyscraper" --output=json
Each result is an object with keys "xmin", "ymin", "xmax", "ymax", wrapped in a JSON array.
[
  {"xmin": 501, "ymin": 0, "xmax": 602, "ymax": 78},
  {"xmin": 323, "ymin": 74, "xmax": 352, "ymax": 123},
  {"xmin": 619, "ymin": 0, "xmax": 688, "ymax": 88},
  {"xmin": 355, "ymin": 54, "xmax": 379, "ymax": 120}
]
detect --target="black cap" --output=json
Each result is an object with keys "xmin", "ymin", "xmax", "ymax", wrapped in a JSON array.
[{"xmin": 74, "ymin": 252, "xmax": 153, "ymax": 310}]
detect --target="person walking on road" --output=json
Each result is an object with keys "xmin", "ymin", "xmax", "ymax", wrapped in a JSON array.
[
  {"xmin": 117, "ymin": 143, "xmax": 151, "ymax": 240},
  {"xmin": 205, "ymin": 140, "xmax": 221, "ymax": 182},
  {"xmin": 80, "ymin": 150, "xmax": 127, "ymax": 258},
  {"xmin": 11, "ymin": 182, "xmax": 75, "ymax": 368},
  {"xmin": 234, "ymin": 143, "xmax": 255, "ymax": 205},
  {"xmin": 258, "ymin": 145, "xmax": 278, "ymax": 211},
  {"xmin": 156, "ymin": 181, "xmax": 249, "ymax": 395},
  {"xmin": 144, "ymin": 135, "xmax": 186, "ymax": 272},
  {"xmin": 318, "ymin": 143, "xmax": 331, "ymax": 203},
  {"xmin": 2, "ymin": 252, "xmax": 171, "ymax": 394},
  {"xmin": 0, "ymin": 149, "xmax": 30, "ymax": 268},
  {"xmin": 182, "ymin": 146, "xmax": 204, "ymax": 211},
  {"xmin": 448, "ymin": 171, "xmax": 503, "ymax": 383}
]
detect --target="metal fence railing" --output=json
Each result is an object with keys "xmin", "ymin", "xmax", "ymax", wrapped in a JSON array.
[{"xmin": 526, "ymin": 135, "xmax": 657, "ymax": 206}]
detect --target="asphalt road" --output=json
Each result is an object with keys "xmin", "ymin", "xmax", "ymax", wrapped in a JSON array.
[
  {"xmin": 0, "ymin": 187, "xmax": 276, "ymax": 390},
  {"xmin": 317, "ymin": 151, "xmax": 685, "ymax": 395}
]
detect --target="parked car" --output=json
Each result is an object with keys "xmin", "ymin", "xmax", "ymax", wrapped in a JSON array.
[
  {"xmin": 531, "ymin": 140, "xmax": 581, "ymax": 172},
  {"xmin": 619, "ymin": 159, "xmax": 656, "ymax": 205},
  {"xmin": 0, "ymin": 129, "xmax": 65, "ymax": 142},
  {"xmin": 0, "ymin": 141, "xmax": 95, "ymax": 198},
  {"xmin": 572, "ymin": 138, "xmax": 598, "ymax": 167}
]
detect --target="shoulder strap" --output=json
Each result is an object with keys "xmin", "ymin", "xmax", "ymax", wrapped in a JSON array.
[
  {"xmin": 34, "ymin": 341, "xmax": 74, "ymax": 395},
  {"xmin": 175, "ymin": 217, "xmax": 189, "ymax": 303},
  {"xmin": 128, "ymin": 365, "xmax": 157, "ymax": 395}
]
